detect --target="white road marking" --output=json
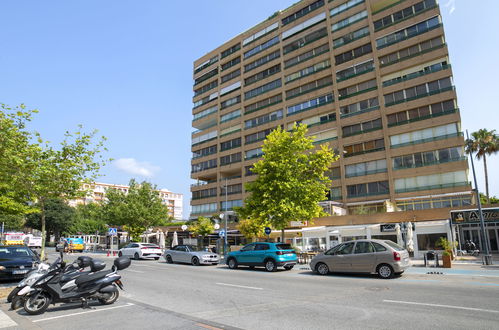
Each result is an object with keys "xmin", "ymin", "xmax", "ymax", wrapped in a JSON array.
[
  {"xmin": 32, "ymin": 303, "xmax": 135, "ymax": 322},
  {"xmin": 126, "ymin": 269, "xmax": 144, "ymax": 273},
  {"xmin": 216, "ymin": 282, "xmax": 263, "ymax": 290},
  {"xmin": 0, "ymin": 309, "xmax": 17, "ymax": 328},
  {"xmin": 383, "ymin": 299, "xmax": 499, "ymax": 313}
]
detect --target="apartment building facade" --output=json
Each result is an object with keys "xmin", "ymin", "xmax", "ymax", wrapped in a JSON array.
[
  {"xmin": 191, "ymin": 0, "xmax": 474, "ymax": 255},
  {"xmin": 70, "ymin": 182, "xmax": 184, "ymax": 220}
]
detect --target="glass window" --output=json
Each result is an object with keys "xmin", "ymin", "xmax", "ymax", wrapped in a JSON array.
[
  {"xmin": 241, "ymin": 244, "xmax": 256, "ymax": 251},
  {"xmin": 354, "ymin": 242, "xmax": 375, "ymax": 254},
  {"xmin": 372, "ymin": 242, "xmax": 387, "ymax": 252},
  {"xmin": 336, "ymin": 242, "xmax": 355, "ymax": 255}
]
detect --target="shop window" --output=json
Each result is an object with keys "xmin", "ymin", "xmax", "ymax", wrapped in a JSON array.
[{"xmin": 417, "ymin": 233, "xmax": 447, "ymax": 250}]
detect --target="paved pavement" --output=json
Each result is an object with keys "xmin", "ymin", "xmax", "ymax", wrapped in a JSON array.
[{"xmin": 1, "ymin": 251, "xmax": 499, "ymax": 329}]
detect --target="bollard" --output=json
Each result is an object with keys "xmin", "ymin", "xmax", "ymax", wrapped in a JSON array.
[
  {"xmin": 113, "ymin": 251, "xmax": 117, "ymax": 256},
  {"xmin": 107, "ymin": 250, "xmax": 110, "ymax": 257}
]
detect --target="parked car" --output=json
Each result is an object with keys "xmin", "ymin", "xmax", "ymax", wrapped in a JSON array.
[
  {"xmin": 226, "ymin": 242, "xmax": 297, "ymax": 272},
  {"xmin": 118, "ymin": 243, "xmax": 162, "ymax": 260},
  {"xmin": 0, "ymin": 245, "xmax": 40, "ymax": 280},
  {"xmin": 163, "ymin": 245, "xmax": 219, "ymax": 266},
  {"xmin": 310, "ymin": 239, "xmax": 410, "ymax": 279}
]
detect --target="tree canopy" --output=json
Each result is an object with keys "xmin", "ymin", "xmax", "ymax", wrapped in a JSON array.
[
  {"xmin": 0, "ymin": 104, "xmax": 108, "ymax": 259},
  {"xmin": 190, "ymin": 216, "xmax": 214, "ymax": 248},
  {"xmin": 465, "ymin": 129, "xmax": 498, "ymax": 204},
  {"xmin": 237, "ymin": 124, "xmax": 337, "ymax": 241},
  {"xmin": 69, "ymin": 203, "xmax": 107, "ymax": 235},
  {"xmin": 26, "ymin": 198, "xmax": 75, "ymax": 240},
  {"xmin": 101, "ymin": 179, "xmax": 171, "ymax": 241}
]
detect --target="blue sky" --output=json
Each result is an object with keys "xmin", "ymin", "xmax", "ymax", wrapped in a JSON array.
[{"xmin": 1, "ymin": 0, "xmax": 498, "ymax": 218}]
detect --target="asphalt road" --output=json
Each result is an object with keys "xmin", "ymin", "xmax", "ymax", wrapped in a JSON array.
[{"xmin": 2, "ymin": 251, "xmax": 499, "ymax": 329}]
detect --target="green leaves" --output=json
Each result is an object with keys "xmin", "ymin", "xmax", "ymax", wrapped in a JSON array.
[
  {"xmin": 237, "ymin": 124, "xmax": 338, "ymax": 236},
  {"xmin": 101, "ymin": 179, "xmax": 171, "ymax": 241}
]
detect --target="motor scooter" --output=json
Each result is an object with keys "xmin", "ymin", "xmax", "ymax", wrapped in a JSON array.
[{"xmin": 21, "ymin": 257, "xmax": 130, "ymax": 315}]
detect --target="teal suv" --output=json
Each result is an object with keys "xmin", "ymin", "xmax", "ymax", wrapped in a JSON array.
[{"xmin": 226, "ymin": 242, "xmax": 298, "ymax": 272}]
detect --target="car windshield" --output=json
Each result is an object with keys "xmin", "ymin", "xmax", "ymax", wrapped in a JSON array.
[
  {"xmin": 0, "ymin": 246, "xmax": 34, "ymax": 258},
  {"xmin": 276, "ymin": 244, "xmax": 293, "ymax": 250},
  {"xmin": 384, "ymin": 240, "xmax": 405, "ymax": 251}
]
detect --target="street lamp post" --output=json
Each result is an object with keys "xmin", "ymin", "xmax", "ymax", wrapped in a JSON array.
[{"xmin": 222, "ymin": 178, "xmax": 228, "ymax": 256}]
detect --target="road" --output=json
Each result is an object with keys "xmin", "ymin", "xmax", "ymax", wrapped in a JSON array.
[{"xmin": 2, "ymin": 251, "xmax": 499, "ymax": 329}]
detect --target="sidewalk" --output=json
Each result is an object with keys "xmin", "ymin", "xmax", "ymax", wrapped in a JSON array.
[{"xmin": 407, "ymin": 255, "xmax": 499, "ymax": 277}]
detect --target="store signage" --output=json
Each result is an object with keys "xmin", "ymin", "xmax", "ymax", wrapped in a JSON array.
[
  {"xmin": 380, "ymin": 224, "xmax": 397, "ymax": 232},
  {"xmin": 450, "ymin": 208, "xmax": 499, "ymax": 224}
]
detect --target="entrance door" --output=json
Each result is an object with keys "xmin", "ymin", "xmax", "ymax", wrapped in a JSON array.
[{"xmin": 488, "ymin": 229, "xmax": 498, "ymax": 251}]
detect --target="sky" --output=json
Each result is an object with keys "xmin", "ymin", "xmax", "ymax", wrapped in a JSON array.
[{"xmin": 1, "ymin": 0, "xmax": 498, "ymax": 218}]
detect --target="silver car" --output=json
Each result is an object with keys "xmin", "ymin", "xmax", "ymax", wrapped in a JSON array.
[
  {"xmin": 310, "ymin": 239, "xmax": 410, "ymax": 279},
  {"xmin": 163, "ymin": 245, "xmax": 220, "ymax": 266}
]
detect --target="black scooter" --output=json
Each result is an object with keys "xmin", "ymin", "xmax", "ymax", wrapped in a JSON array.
[
  {"xmin": 10, "ymin": 255, "xmax": 94, "ymax": 310},
  {"xmin": 22, "ymin": 257, "xmax": 130, "ymax": 315}
]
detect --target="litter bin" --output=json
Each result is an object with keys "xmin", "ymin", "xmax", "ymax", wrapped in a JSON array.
[{"xmin": 426, "ymin": 251, "xmax": 436, "ymax": 261}]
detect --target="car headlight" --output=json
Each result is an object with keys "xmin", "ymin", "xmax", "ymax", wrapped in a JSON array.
[{"xmin": 0, "ymin": 266, "xmax": 5, "ymax": 271}]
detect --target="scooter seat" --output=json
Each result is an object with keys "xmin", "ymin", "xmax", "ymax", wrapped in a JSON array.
[
  {"xmin": 61, "ymin": 271, "xmax": 90, "ymax": 283},
  {"xmin": 75, "ymin": 270, "xmax": 113, "ymax": 285}
]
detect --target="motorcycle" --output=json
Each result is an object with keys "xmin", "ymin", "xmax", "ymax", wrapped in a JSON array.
[
  {"xmin": 10, "ymin": 255, "xmax": 94, "ymax": 310},
  {"xmin": 20, "ymin": 257, "xmax": 131, "ymax": 315}
]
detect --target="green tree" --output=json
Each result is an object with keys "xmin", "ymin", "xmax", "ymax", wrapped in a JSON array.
[
  {"xmin": 237, "ymin": 124, "xmax": 338, "ymax": 242},
  {"xmin": 101, "ymin": 179, "xmax": 170, "ymax": 241},
  {"xmin": 26, "ymin": 198, "xmax": 75, "ymax": 241},
  {"xmin": 0, "ymin": 213, "xmax": 26, "ymax": 231},
  {"xmin": 69, "ymin": 203, "xmax": 107, "ymax": 235},
  {"xmin": 0, "ymin": 104, "xmax": 38, "ymax": 215},
  {"xmin": 479, "ymin": 193, "xmax": 499, "ymax": 205},
  {"xmin": 465, "ymin": 129, "xmax": 498, "ymax": 204},
  {"xmin": 190, "ymin": 216, "xmax": 214, "ymax": 248},
  {"xmin": 237, "ymin": 218, "xmax": 266, "ymax": 242},
  {"xmin": 0, "ymin": 104, "xmax": 107, "ymax": 259}
]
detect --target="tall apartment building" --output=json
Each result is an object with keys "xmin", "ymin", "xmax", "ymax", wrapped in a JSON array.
[
  {"xmin": 70, "ymin": 182, "xmax": 184, "ymax": 220},
  {"xmin": 191, "ymin": 0, "xmax": 475, "ymax": 255}
]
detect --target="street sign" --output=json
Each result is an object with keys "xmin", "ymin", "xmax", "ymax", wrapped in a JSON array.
[
  {"xmin": 181, "ymin": 225, "xmax": 188, "ymax": 231},
  {"xmin": 108, "ymin": 228, "xmax": 117, "ymax": 236},
  {"xmin": 264, "ymin": 227, "xmax": 271, "ymax": 235},
  {"xmin": 214, "ymin": 224, "xmax": 220, "ymax": 230},
  {"xmin": 219, "ymin": 230, "xmax": 226, "ymax": 237}
]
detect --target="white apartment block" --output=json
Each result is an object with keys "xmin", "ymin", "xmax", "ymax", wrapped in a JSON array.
[{"xmin": 70, "ymin": 182, "xmax": 183, "ymax": 220}]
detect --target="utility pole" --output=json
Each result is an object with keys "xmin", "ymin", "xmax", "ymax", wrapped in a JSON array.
[{"xmin": 466, "ymin": 130, "xmax": 492, "ymax": 265}]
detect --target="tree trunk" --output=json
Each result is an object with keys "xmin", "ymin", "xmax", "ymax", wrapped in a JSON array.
[
  {"xmin": 281, "ymin": 229, "xmax": 285, "ymax": 243},
  {"xmin": 484, "ymin": 155, "xmax": 490, "ymax": 204},
  {"xmin": 40, "ymin": 199, "xmax": 46, "ymax": 261}
]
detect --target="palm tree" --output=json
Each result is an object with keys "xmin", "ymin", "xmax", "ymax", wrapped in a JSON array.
[{"xmin": 465, "ymin": 129, "xmax": 499, "ymax": 204}]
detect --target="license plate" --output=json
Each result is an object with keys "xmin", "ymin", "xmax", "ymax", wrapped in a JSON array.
[{"xmin": 13, "ymin": 270, "xmax": 28, "ymax": 274}]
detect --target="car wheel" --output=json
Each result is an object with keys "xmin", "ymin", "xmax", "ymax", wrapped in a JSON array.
[
  {"xmin": 192, "ymin": 257, "xmax": 200, "ymax": 266},
  {"xmin": 377, "ymin": 264, "xmax": 394, "ymax": 279},
  {"xmin": 134, "ymin": 252, "xmax": 140, "ymax": 260},
  {"xmin": 284, "ymin": 265, "xmax": 294, "ymax": 270},
  {"xmin": 166, "ymin": 255, "xmax": 173, "ymax": 264},
  {"xmin": 118, "ymin": 251, "xmax": 123, "ymax": 257},
  {"xmin": 316, "ymin": 262, "xmax": 329, "ymax": 275},
  {"xmin": 227, "ymin": 258, "xmax": 238, "ymax": 269},
  {"xmin": 265, "ymin": 259, "xmax": 277, "ymax": 272}
]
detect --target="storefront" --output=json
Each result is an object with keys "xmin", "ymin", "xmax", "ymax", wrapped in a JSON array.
[
  {"xmin": 451, "ymin": 207, "xmax": 499, "ymax": 253},
  {"xmin": 287, "ymin": 220, "xmax": 452, "ymax": 258}
]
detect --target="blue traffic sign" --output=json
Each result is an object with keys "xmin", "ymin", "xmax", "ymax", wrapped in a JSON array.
[
  {"xmin": 264, "ymin": 227, "xmax": 271, "ymax": 235},
  {"xmin": 219, "ymin": 230, "xmax": 226, "ymax": 237},
  {"xmin": 108, "ymin": 228, "xmax": 117, "ymax": 236}
]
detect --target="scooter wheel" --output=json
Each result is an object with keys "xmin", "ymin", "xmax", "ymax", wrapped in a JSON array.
[
  {"xmin": 23, "ymin": 292, "xmax": 51, "ymax": 315},
  {"xmin": 7, "ymin": 286, "xmax": 21, "ymax": 303},
  {"xmin": 98, "ymin": 289, "xmax": 119, "ymax": 305},
  {"xmin": 10, "ymin": 295, "xmax": 23, "ymax": 310}
]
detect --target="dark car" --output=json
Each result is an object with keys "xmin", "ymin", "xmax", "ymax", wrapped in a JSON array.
[{"xmin": 0, "ymin": 246, "xmax": 39, "ymax": 280}]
